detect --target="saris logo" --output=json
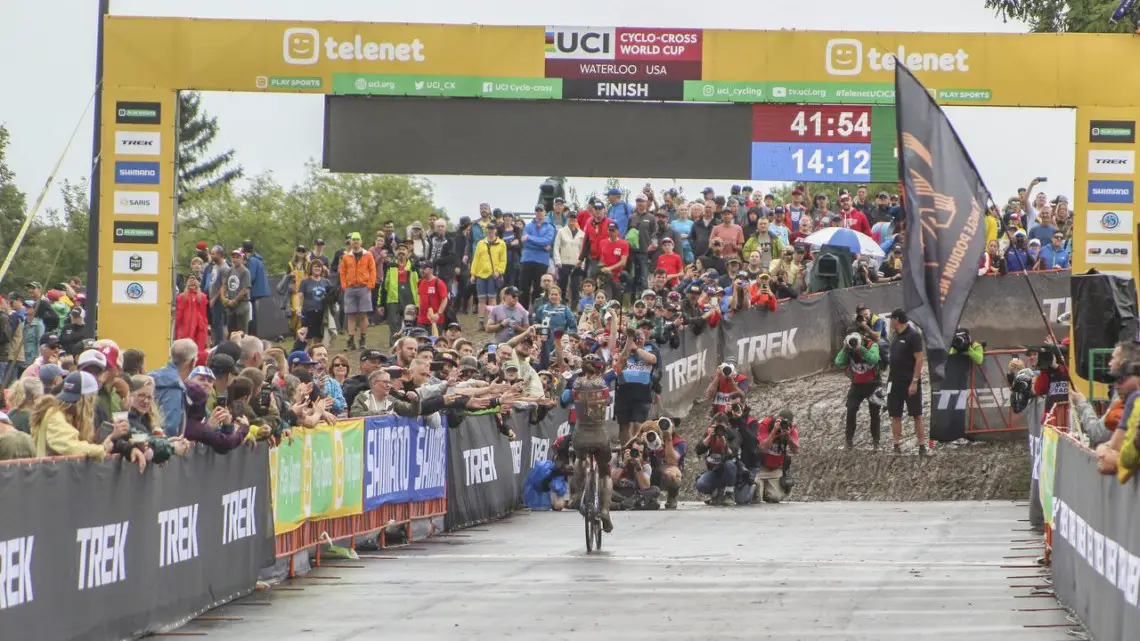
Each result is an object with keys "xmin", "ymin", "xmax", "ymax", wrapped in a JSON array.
[{"xmin": 826, "ymin": 38, "xmax": 969, "ymax": 76}]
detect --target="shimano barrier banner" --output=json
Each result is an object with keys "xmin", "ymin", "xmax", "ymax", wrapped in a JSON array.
[
  {"xmin": 269, "ymin": 420, "xmax": 366, "ymax": 533},
  {"xmin": 659, "ymin": 325, "xmax": 721, "ymax": 418},
  {"xmin": 929, "ymin": 351, "xmax": 1031, "ymax": 442},
  {"xmin": 0, "ymin": 448, "xmax": 274, "ymax": 641},
  {"xmin": 363, "ymin": 416, "xmax": 448, "ymax": 512},
  {"xmin": 722, "ymin": 293, "xmax": 834, "ymax": 383},
  {"xmin": 446, "ymin": 413, "xmax": 519, "ymax": 530},
  {"xmin": 1051, "ymin": 433, "xmax": 1140, "ymax": 641}
]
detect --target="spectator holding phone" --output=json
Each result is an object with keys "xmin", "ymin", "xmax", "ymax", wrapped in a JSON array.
[{"xmin": 30, "ymin": 371, "xmax": 127, "ymax": 461}]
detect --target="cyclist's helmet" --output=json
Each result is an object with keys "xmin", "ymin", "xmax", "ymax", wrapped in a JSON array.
[{"xmin": 581, "ymin": 353, "xmax": 605, "ymax": 375}]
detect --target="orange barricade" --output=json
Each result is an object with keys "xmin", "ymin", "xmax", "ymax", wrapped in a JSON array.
[{"xmin": 963, "ymin": 349, "xmax": 1026, "ymax": 436}]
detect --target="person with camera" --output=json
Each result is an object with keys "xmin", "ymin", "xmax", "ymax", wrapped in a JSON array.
[
  {"xmin": 706, "ymin": 358, "xmax": 749, "ymax": 416},
  {"xmin": 748, "ymin": 272, "xmax": 780, "ymax": 312},
  {"xmin": 754, "ymin": 409, "xmax": 799, "ymax": 503},
  {"xmin": 695, "ymin": 412, "xmax": 741, "ymax": 506},
  {"xmin": 1032, "ymin": 339, "xmax": 1070, "ymax": 415},
  {"xmin": 643, "ymin": 417, "xmax": 686, "ymax": 509},
  {"xmin": 725, "ymin": 393, "xmax": 762, "ymax": 504},
  {"xmin": 835, "ymin": 331, "xmax": 883, "ymax": 451},
  {"xmin": 613, "ymin": 318, "xmax": 659, "ymax": 445},
  {"xmin": 886, "ymin": 309, "xmax": 929, "ymax": 456},
  {"xmin": 949, "ymin": 328, "xmax": 984, "ymax": 366},
  {"xmin": 652, "ymin": 303, "xmax": 682, "ymax": 349},
  {"xmin": 613, "ymin": 431, "xmax": 661, "ymax": 511}
]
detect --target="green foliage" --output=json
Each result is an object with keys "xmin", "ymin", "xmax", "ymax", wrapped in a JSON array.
[
  {"xmin": 985, "ymin": 0, "xmax": 1136, "ymax": 32},
  {"xmin": 177, "ymin": 91, "xmax": 243, "ymax": 204},
  {"xmin": 176, "ymin": 160, "xmax": 439, "ymax": 274},
  {"xmin": 768, "ymin": 181, "xmax": 900, "ymax": 210}
]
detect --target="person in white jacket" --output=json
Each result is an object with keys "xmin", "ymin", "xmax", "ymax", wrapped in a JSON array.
[{"xmin": 553, "ymin": 215, "xmax": 586, "ymax": 309}]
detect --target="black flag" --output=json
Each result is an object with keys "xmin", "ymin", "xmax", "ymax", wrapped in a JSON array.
[{"xmin": 895, "ymin": 65, "xmax": 989, "ymax": 381}]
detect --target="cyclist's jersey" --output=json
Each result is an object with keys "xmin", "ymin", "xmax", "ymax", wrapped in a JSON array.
[{"xmin": 572, "ymin": 374, "xmax": 611, "ymax": 454}]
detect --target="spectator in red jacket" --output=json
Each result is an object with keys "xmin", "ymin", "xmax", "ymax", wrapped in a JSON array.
[
  {"xmin": 175, "ymin": 274, "xmax": 209, "ymax": 366},
  {"xmin": 837, "ymin": 195, "xmax": 872, "ymax": 236},
  {"xmin": 748, "ymin": 273, "xmax": 779, "ymax": 312},
  {"xmin": 654, "ymin": 238, "xmax": 683, "ymax": 286}
]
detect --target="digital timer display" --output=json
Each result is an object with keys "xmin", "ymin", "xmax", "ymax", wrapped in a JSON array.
[{"xmin": 750, "ymin": 105, "xmax": 899, "ymax": 183}]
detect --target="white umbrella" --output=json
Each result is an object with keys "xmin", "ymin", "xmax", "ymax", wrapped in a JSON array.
[{"xmin": 803, "ymin": 227, "xmax": 886, "ymax": 259}]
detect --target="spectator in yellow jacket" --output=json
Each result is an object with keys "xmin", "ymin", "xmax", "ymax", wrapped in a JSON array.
[
  {"xmin": 29, "ymin": 371, "xmax": 124, "ymax": 460},
  {"xmin": 470, "ymin": 225, "xmax": 508, "ymax": 316}
]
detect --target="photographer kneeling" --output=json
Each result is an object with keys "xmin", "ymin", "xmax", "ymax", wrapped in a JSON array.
[
  {"xmin": 726, "ymin": 393, "xmax": 763, "ymax": 504},
  {"xmin": 695, "ymin": 412, "xmax": 741, "ymax": 506},
  {"xmin": 835, "ymin": 331, "xmax": 883, "ymax": 451},
  {"xmin": 754, "ymin": 409, "xmax": 799, "ymax": 503},
  {"xmin": 612, "ymin": 434, "xmax": 661, "ymax": 511},
  {"xmin": 644, "ymin": 417, "xmax": 686, "ymax": 509}
]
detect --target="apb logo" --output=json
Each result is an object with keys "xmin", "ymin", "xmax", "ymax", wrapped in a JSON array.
[
  {"xmin": 1087, "ymin": 241, "xmax": 1133, "ymax": 265},
  {"xmin": 1089, "ymin": 120, "xmax": 1136, "ymax": 144},
  {"xmin": 544, "ymin": 27, "xmax": 616, "ymax": 60},
  {"xmin": 128, "ymin": 254, "xmax": 143, "ymax": 271}
]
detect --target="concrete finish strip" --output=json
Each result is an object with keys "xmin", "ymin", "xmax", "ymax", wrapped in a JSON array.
[{"xmin": 179, "ymin": 501, "xmax": 1073, "ymax": 641}]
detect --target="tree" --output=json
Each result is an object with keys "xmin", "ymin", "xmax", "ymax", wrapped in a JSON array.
[
  {"xmin": 769, "ymin": 181, "xmax": 899, "ymax": 211},
  {"xmin": 984, "ymin": 0, "xmax": 1136, "ymax": 32},
  {"xmin": 0, "ymin": 126, "xmax": 29, "ymax": 257},
  {"xmin": 177, "ymin": 91, "xmax": 243, "ymax": 204},
  {"xmin": 176, "ymin": 161, "xmax": 439, "ymax": 274}
]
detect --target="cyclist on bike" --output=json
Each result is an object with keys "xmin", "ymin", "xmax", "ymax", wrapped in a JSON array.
[{"xmin": 571, "ymin": 352, "xmax": 615, "ymax": 532}]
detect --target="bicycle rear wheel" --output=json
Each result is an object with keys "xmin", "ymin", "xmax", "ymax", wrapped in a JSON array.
[{"xmin": 584, "ymin": 458, "xmax": 597, "ymax": 553}]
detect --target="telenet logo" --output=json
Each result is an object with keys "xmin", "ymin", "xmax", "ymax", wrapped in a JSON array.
[
  {"xmin": 825, "ymin": 39, "xmax": 969, "ymax": 76},
  {"xmin": 283, "ymin": 27, "xmax": 426, "ymax": 65}
]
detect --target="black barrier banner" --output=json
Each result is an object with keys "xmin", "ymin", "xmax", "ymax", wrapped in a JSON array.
[
  {"xmin": 0, "ymin": 448, "xmax": 275, "ymax": 641},
  {"xmin": 659, "ymin": 324, "xmax": 720, "ymax": 418},
  {"xmin": 1026, "ymin": 407, "xmax": 1044, "ymax": 530},
  {"xmin": 959, "ymin": 270, "xmax": 1069, "ymax": 348},
  {"xmin": 445, "ymin": 414, "xmax": 519, "ymax": 530},
  {"xmin": 721, "ymin": 294, "xmax": 834, "ymax": 383},
  {"xmin": 929, "ymin": 351, "xmax": 1032, "ymax": 442},
  {"xmin": 1051, "ymin": 434, "xmax": 1140, "ymax": 641},
  {"xmin": 506, "ymin": 407, "xmax": 572, "ymax": 496}
]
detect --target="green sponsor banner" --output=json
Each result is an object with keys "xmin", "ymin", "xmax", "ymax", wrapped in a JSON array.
[
  {"xmin": 332, "ymin": 73, "xmax": 481, "ymax": 97},
  {"xmin": 307, "ymin": 428, "xmax": 335, "ymax": 518},
  {"xmin": 768, "ymin": 82, "xmax": 896, "ymax": 105},
  {"xmin": 1039, "ymin": 428, "xmax": 1059, "ymax": 527},
  {"xmin": 480, "ymin": 77, "xmax": 562, "ymax": 99},
  {"xmin": 265, "ymin": 76, "xmax": 323, "ymax": 90},
  {"xmin": 937, "ymin": 88, "xmax": 993, "ymax": 103},
  {"xmin": 869, "ymin": 105, "xmax": 899, "ymax": 183},
  {"xmin": 684, "ymin": 80, "xmax": 767, "ymax": 102},
  {"xmin": 270, "ymin": 439, "xmax": 305, "ymax": 534}
]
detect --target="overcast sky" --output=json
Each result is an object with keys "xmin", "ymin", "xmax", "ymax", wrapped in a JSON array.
[{"xmin": 0, "ymin": 0, "xmax": 1075, "ymax": 222}]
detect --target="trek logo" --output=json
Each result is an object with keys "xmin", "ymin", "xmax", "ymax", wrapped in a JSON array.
[
  {"xmin": 157, "ymin": 504, "xmax": 199, "ymax": 568},
  {"xmin": 1087, "ymin": 240, "xmax": 1133, "ymax": 265},
  {"xmin": 115, "ymin": 101, "xmax": 161, "ymax": 125},
  {"xmin": 1042, "ymin": 297, "xmax": 1072, "ymax": 325},
  {"xmin": 530, "ymin": 437, "xmax": 551, "ymax": 467},
  {"xmin": 934, "ymin": 387, "xmax": 1012, "ymax": 411},
  {"xmin": 735, "ymin": 329, "xmax": 799, "ymax": 365},
  {"xmin": 1086, "ymin": 210, "xmax": 1133, "ymax": 236},
  {"xmin": 1088, "ymin": 150, "xmax": 1135, "ymax": 175},
  {"xmin": 366, "ymin": 423, "xmax": 410, "ymax": 500},
  {"xmin": 1053, "ymin": 498, "xmax": 1140, "ymax": 605},
  {"xmin": 1087, "ymin": 180, "xmax": 1134, "ymax": 204},
  {"xmin": 114, "ymin": 131, "xmax": 161, "ymax": 157},
  {"xmin": 545, "ymin": 27, "xmax": 615, "ymax": 60},
  {"xmin": 115, "ymin": 161, "xmax": 160, "ymax": 185},
  {"xmin": 0, "ymin": 536, "xmax": 34, "ymax": 610},
  {"xmin": 463, "ymin": 446, "xmax": 498, "ymax": 486},
  {"xmin": 510, "ymin": 440, "xmax": 523, "ymax": 475},
  {"xmin": 664, "ymin": 349, "xmax": 708, "ymax": 391},
  {"xmin": 825, "ymin": 38, "xmax": 969, "ymax": 76},
  {"xmin": 413, "ymin": 425, "xmax": 446, "ymax": 491},
  {"xmin": 221, "ymin": 487, "xmax": 258, "ymax": 545},
  {"xmin": 283, "ymin": 28, "xmax": 425, "ymax": 65},
  {"xmin": 76, "ymin": 521, "xmax": 129, "ymax": 590},
  {"xmin": 1089, "ymin": 120, "xmax": 1136, "ymax": 144},
  {"xmin": 113, "ymin": 190, "xmax": 159, "ymax": 215}
]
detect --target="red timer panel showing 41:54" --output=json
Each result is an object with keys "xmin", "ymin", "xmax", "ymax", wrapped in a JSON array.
[{"xmin": 752, "ymin": 105, "xmax": 871, "ymax": 142}]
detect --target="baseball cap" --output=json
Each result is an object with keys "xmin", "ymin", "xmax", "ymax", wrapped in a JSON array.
[
  {"xmin": 554, "ymin": 197, "xmax": 565, "ymax": 204},
  {"xmin": 774, "ymin": 206, "xmax": 786, "ymax": 214},
  {"xmin": 37, "ymin": 364, "xmax": 63, "ymax": 386},
  {"xmin": 208, "ymin": 353, "xmax": 237, "ymax": 377},
  {"xmin": 69, "ymin": 307, "xmax": 82, "ymax": 317},
  {"xmin": 57, "ymin": 371, "xmax": 99, "ymax": 403},
  {"xmin": 503, "ymin": 361, "xmax": 520, "ymax": 371},
  {"xmin": 315, "ymin": 238, "xmax": 325, "ymax": 245},
  {"xmin": 195, "ymin": 241, "xmax": 208, "ymax": 251},
  {"xmin": 361, "ymin": 349, "xmax": 385, "ymax": 363},
  {"xmin": 534, "ymin": 204, "xmax": 545, "ymax": 212},
  {"xmin": 1028, "ymin": 238, "xmax": 1042, "ymax": 246},
  {"xmin": 606, "ymin": 187, "xmax": 622, "ymax": 196},
  {"xmin": 877, "ymin": 191, "xmax": 891, "ymax": 198},
  {"xmin": 295, "ymin": 245, "xmax": 307, "ymax": 253},
  {"xmin": 189, "ymin": 366, "xmax": 216, "ymax": 381},
  {"xmin": 78, "ymin": 349, "xmax": 108, "ymax": 372},
  {"xmin": 349, "ymin": 232, "xmax": 362, "ymax": 241},
  {"xmin": 743, "ymin": 185, "xmax": 754, "ymax": 192},
  {"xmin": 592, "ymin": 201, "xmax": 605, "ymax": 210},
  {"xmin": 655, "ymin": 209, "xmax": 669, "ymax": 217},
  {"xmin": 502, "ymin": 285, "xmax": 521, "ymax": 297},
  {"xmin": 704, "ymin": 268, "xmax": 719, "ymax": 278},
  {"xmin": 459, "ymin": 356, "xmax": 481, "ymax": 372},
  {"xmin": 701, "ymin": 187, "xmax": 714, "ymax": 194},
  {"xmin": 288, "ymin": 351, "xmax": 316, "ymax": 367},
  {"xmin": 40, "ymin": 334, "xmax": 61, "ymax": 348},
  {"xmin": 777, "ymin": 409, "xmax": 794, "ymax": 422},
  {"xmin": 98, "ymin": 344, "xmax": 121, "ymax": 369},
  {"xmin": 641, "ymin": 289, "xmax": 658, "ymax": 298},
  {"xmin": 607, "ymin": 221, "xmax": 618, "ymax": 230},
  {"xmin": 634, "ymin": 318, "xmax": 654, "ymax": 329},
  {"xmin": 231, "ymin": 249, "xmax": 242, "ymax": 257},
  {"xmin": 446, "ymin": 322, "xmax": 462, "ymax": 331},
  {"xmin": 26, "ymin": 281, "xmax": 42, "ymax": 290},
  {"xmin": 416, "ymin": 343, "xmax": 435, "ymax": 354},
  {"xmin": 241, "ymin": 240, "xmax": 254, "ymax": 252},
  {"xmin": 687, "ymin": 283, "xmax": 702, "ymax": 295},
  {"xmin": 634, "ymin": 194, "xmax": 647, "ymax": 202}
]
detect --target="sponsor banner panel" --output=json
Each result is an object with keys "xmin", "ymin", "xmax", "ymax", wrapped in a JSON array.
[
  {"xmin": 362, "ymin": 416, "xmax": 447, "ymax": 512},
  {"xmin": 1088, "ymin": 179, "xmax": 1134, "ymax": 204},
  {"xmin": 1051, "ymin": 432, "xmax": 1140, "ymax": 641},
  {"xmin": 1089, "ymin": 120, "xmax": 1136, "ymax": 144},
  {"xmin": 721, "ymin": 293, "xmax": 834, "ymax": 384},
  {"xmin": 115, "ymin": 131, "xmax": 162, "ymax": 156},
  {"xmin": 1086, "ymin": 209, "xmax": 1133, "ymax": 235},
  {"xmin": 110, "ymin": 279, "xmax": 159, "ymax": 305},
  {"xmin": 1085, "ymin": 239, "xmax": 1134, "ymax": 265},
  {"xmin": 0, "ymin": 447, "xmax": 274, "ymax": 640},
  {"xmin": 115, "ymin": 101, "xmax": 162, "ymax": 125},
  {"xmin": 544, "ymin": 59, "xmax": 701, "ymax": 81},
  {"xmin": 113, "ymin": 190, "xmax": 160, "ymax": 215},
  {"xmin": 445, "ymin": 413, "xmax": 518, "ymax": 531},
  {"xmin": 114, "ymin": 161, "xmax": 161, "ymax": 185},
  {"xmin": 1027, "ymin": 407, "xmax": 1045, "ymax": 529},
  {"xmin": 1088, "ymin": 149, "xmax": 1135, "ymax": 174},
  {"xmin": 562, "ymin": 79, "xmax": 684, "ymax": 101},
  {"xmin": 112, "ymin": 250, "xmax": 159, "ymax": 275},
  {"xmin": 958, "ymin": 269, "xmax": 1070, "ymax": 348},
  {"xmin": 112, "ymin": 220, "xmax": 159, "ymax": 244}
]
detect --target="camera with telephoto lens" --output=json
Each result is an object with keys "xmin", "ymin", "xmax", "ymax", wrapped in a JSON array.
[
  {"xmin": 951, "ymin": 329, "xmax": 972, "ymax": 353},
  {"xmin": 1009, "ymin": 368, "xmax": 1037, "ymax": 413},
  {"xmin": 538, "ymin": 318, "xmax": 551, "ymax": 337},
  {"xmin": 720, "ymin": 362, "xmax": 736, "ymax": 377},
  {"xmin": 256, "ymin": 383, "xmax": 275, "ymax": 417},
  {"xmin": 644, "ymin": 430, "xmax": 663, "ymax": 452},
  {"xmin": 845, "ymin": 332, "xmax": 861, "ymax": 350},
  {"xmin": 658, "ymin": 417, "xmax": 674, "ymax": 433}
]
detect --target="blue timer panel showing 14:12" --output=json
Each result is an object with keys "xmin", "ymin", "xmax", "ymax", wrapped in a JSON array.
[{"xmin": 750, "ymin": 142, "xmax": 873, "ymax": 182}]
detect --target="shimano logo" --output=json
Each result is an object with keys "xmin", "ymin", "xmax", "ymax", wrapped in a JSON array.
[
  {"xmin": 1093, "ymin": 187, "xmax": 1129, "ymax": 195},
  {"xmin": 0, "ymin": 536, "xmax": 34, "ymax": 609},
  {"xmin": 735, "ymin": 329, "xmax": 799, "ymax": 364},
  {"xmin": 76, "ymin": 522, "xmax": 129, "ymax": 590},
  {"xmin": 664, "ymin": 349, "xmax": 707, "ymax": 391},
  {"xmin": 120, "ymin": 168, "xmax": 155, "ymax": 176},
  {"xmin": 221, "ymin": 487, "xmax": 258, "ymax": 545},
  {"xmin": 157, "ymin": 504, "xmax": 199, "ymax": 568},
  {"xmin": 463, "ymin": 446, "xmax": 497, "ymax": 486},
  {"xmin": 366, "ymin": 424, "xmax": 410, "ymax": 499},
  {"xmin": 413, "ymin": 426, "xmax": 446, "ymax": 491}
]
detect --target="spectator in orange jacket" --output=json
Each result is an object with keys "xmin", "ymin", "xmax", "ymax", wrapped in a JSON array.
[
  {"xmin": 749, "ymin": 273, "xmax": 779, "ymax": 312},
  {"xmin": 338, "ymin": 232, "xmax": 378, "ymax": 350}
]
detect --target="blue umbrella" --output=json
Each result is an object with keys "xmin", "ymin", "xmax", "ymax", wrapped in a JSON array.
[{"xmin": 803, "ymin": 227, "xmax": 886, "ymax": 259}]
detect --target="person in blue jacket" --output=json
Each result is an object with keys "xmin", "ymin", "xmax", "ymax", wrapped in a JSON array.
[
  {"xmin": 606, "ymin": 187, "xmax": 633, "ymax": 236},
  {"xmin": 523, "ymin": 459, "xmax": 572, "ymax": 510},
  {"xmin": 242, "ymin": 240, "xmax": 271, "ymax": 337},
  {"xmin": 519, "ymin": 205, "xmax": 557, "ymax": 308}
]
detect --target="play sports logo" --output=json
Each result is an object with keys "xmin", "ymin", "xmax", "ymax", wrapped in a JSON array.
[
  {"xmin": 825, "ymin": 38, "xmax": 969, "ymax": 76},
  {"xmin": 282, "ymin": 27, "xmax": 425, "ymax": 65}
]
